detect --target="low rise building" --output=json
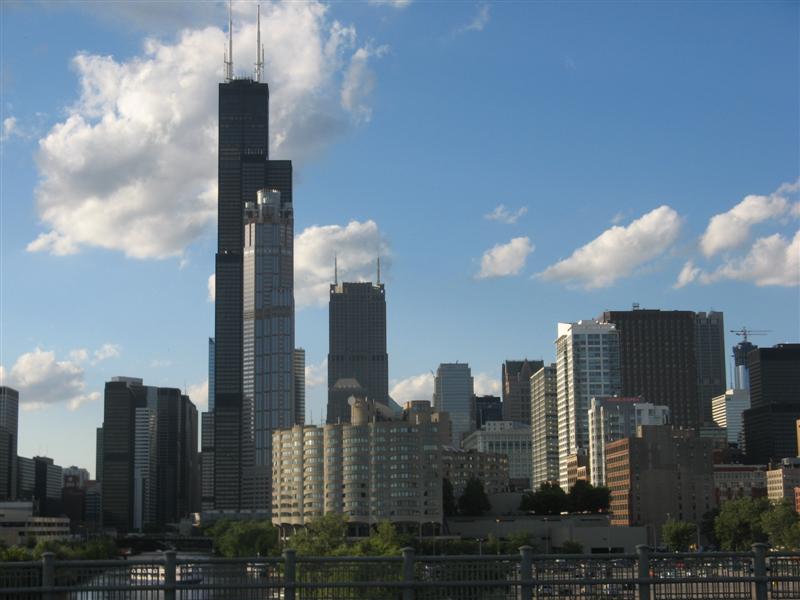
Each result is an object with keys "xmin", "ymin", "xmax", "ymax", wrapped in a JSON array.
[
  {"xmin": 441, "ymin": 448, "xmax": 509, "ymax": 497},
  {"xmin": 713, "ymin": 464, "xmax": 767, "ymax": 505},
  {"xmin": 0, "ymin": 501, "xmax": 70, "ymax": 547},
  {"xmin": 766, "ymin": 458, "xmax": 800, "ymax": 503},
  {"xmin": 565, "ymin": 451, "xmax": 589, "ymax": 491},
  {"xmin": 463, "ymin": 421, "xmax": 530, "ymax": 490}
]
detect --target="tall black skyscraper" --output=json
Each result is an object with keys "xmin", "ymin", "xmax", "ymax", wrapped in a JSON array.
[
  {"xmin": 213, "ymin": 22, "xmax": 293, "ymax": 511},
  {"xmin": 0, "ymin": 386, "xmax": 19, "ymax": 500},
  {"xmin": 327, "ymin": 281, "xmax": 388, "ymax": 423}
]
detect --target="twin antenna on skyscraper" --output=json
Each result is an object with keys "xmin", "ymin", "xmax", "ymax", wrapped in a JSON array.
[
  {"xmin": 224, "ymin": 0, "xmax": 265, "ymax": 83},
  {"xmin": 332, "ymin": 256, "xmax": 382, "ymax": 285}
]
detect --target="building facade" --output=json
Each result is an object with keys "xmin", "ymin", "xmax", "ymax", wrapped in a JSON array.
[
  {"xmin": 694, "ymin": 312, "xmax": 727, "ymax": 423},
  {"xmin": 327, "ymin": 281, "xmax": 388, "ymax": 424},
  {"xmin": 766, "ymin": 458, "xmax": 800, "ymax": 503},
  {"xmin": 743, "ymin": 344, "xmax": 800, "ymax": 464},
  {"xmin": 434, "ymin": 363, "xmax": 475, "ymax": 447},
  {"xmin": 0, "ymin": 387, "xmax": 18, "ymax": 500},
  {"xmin": 463, "ymin": 421, "xmax": 531, "ymax": 490},
  {"xmin": 441, "ymin": 448, "xmax": 509, "ymax": 497},
  {"xmin": 502, "ymin": 359, "xmax": 544, "ymax": 425},
  {"xmin": 606, "ymin": 426, "xmax": 715, "ymax": 531},
  {"xmin": 530, "ymin": 364, "xmax": 559, "ymax": 488},
  {"xmin": 713, "ymin": 464, "xmax": 767, "ymax": 505},
  {"xmin": 294, "ymin": 348, "xmax": 305, "ymax": 426},
  {"xmin": 711, "ymin": 389, "xmax": 751, "ymax": 448},
  {"xmin": 272, "ymin": 400, "xmax": 447, "ymax": 534},
  {"xmin": 473, "ymin": 395, "xmax": 503, "ymax": 431},
  {"xmin": 555, "ymin": 321, "xmax": 621, "ymax": 489},
  {"xmin": 588, "ymin": 397, "xmax": 670, "ymax": 487},
  {"xmin": 0, "ymin": 501, "xmax": 70, "ymax": 547}
]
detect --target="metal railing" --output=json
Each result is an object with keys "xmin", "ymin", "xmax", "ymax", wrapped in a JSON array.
[{"xmin": 2, "ymin": 544, "xmax": 800, "ymax": 599}]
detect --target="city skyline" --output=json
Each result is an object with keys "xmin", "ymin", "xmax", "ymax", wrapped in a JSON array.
[{"xmin": 1, "ymin": 1, "xmax": 798, "ymax": 473}]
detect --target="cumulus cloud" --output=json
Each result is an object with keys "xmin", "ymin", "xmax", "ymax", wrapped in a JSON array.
[
  {"xmin": 700, "ymin": 191, "xmax": 794, "ymax": 257},
  {"xmin": 368, "ymin": 0, "xmax": 413, "ymax": 9},
  {"xmin": 187, "ymin": 379, "xmax": 209, "ymax": 411},
  {"xmin": 29, "ymin": 2, "xmax": 385, "ymax": 260},
  {"xmin": 0, "ymin": 348, "xmax": 101, "ymax": 411},
  {"xmin": 484, "ymin": 204, "xmax": 527, "ymax": 225},
  {"xmin": 295, "ymin": 219, "xmax": 390, "ymax": 308},
  {"xmin": 538, "ymin": 206, "xmax": 681, "ymax": 289},
  {"xmin": 305, "ymin": 358, "xmax": 327, "ymax": 388},
  {"xmin": 456, "ymin": 3, "xmax": 490, "ymax": 34},
  {"xmin": 207, "ymin": 273, "xmax": 216, "ymax": 302},
  {"xmin": 474, "ymin": 372, "xmax": 500, "ymax": 396},
  {"xmin": 390, "ymin": 373, "xmax": 434, "ymax": 404},
  {"xmin": 477, "ymin": 237, "xmax": 534, "ymax": 279},
  {"xmin": 681, "ymin": 231, "xmax": 800, "ymax": 288},
  {"xmin": 1, "ymin": 117, "xmax": 18, "ymax": 141},
  {"xmin": 93, "ymin": 343, "xmax": 121, "ymax": 363}
]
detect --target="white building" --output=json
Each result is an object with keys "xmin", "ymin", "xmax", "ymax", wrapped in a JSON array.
[
  {"xmin": 555, "ymin": 321, "xmax": 620, "ymax": 489},
  {"xmin": 433, "ymin": 363, "xmax": 474, "ymax": 447},
  {"xmin": 463, "ymin": 421, "xmax": 531, "ymax": 489},
  {"xmin": 0, "ymin": 501, "xmax": 70, "ymax": 547},
  {"xmin": 530, "ymin": 365, "xmax": 559, "ymax": 487},
  {"xmin": 767, "ymin": 458, "xmax": 800, "ymax": 503},
  {"xmin": 588, "ymin": 397, "xmax": 670, "ymax": 487},
  {"xmin": 711, "ymin": 389, "xmax": 750, "ymax": 448}
]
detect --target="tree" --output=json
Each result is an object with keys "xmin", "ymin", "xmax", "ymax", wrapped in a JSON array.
[
  {"xmin": 700, "ymin": 508, "xmax": 720, "ymax": 549},
  {"xmin": 208, "ymin": 519, "xmax": 279, "ymax": 557},
  {"xmin": 762, "ymin": 500, "xmax": 800, "ymax": 549},
  {"xmin": 458, "ymin": 478, "xmax": 491, "ymax": 516},
  {"xmin": 661, "ymin": 519, "xmax": 696, "ymax": 552},
  {"xmin": 567, "ymin": 480, "xmax": 610, "ymax": 513},
  {"xmin": 356, "ymin": 522, "xmax": 410, "ymax": 556},
  {"xmin": 443, "ymin": 478, "xmax": 457, "ymax": 517},
  {"xmin": 714, "ymin": 497, "xmax": 771, "ymax": 551},
  {"xmin": 529, "ymin": 482, "xmax": 568, "ymax": 515},
  {"xmin": 288, "ymin": 513, "xmax": 349, "ymax": 556}
]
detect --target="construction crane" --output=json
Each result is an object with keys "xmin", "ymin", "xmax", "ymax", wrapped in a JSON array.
[{"xmin": 730, "ymin": 327, "xmax": 770, "ymax": 342}]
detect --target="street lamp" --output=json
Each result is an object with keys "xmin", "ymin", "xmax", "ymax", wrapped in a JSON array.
[{"xmin": 496, "ymin": 518, "xmax": 501, "ymax": 555}]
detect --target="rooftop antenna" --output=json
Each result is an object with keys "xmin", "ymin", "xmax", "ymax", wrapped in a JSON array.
[
  {"xmin": 255, "ymin": 3, "xmax": 264, "ymax": 82},
  {"xmin": 224, "ymin": 0, "xmax": 233, "ymax": 81},
  {"xmin": 377, "ymin": 257, "xmax": 381, "ymax": 284},
  {"xmin": 334, "ymin": 254, "xmax": 338, "ymax": 285}
]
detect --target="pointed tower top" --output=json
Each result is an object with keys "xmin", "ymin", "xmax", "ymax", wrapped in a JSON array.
[
  {"xmin": 377, "ymin": 256, "xmax": 381, "ymax": 285},
  {"xmin": 224, "ymin": 0, "xmax": 234, "ymax": 81},
  {"xmin": 255, "ymin": 3, "xmax": 264, "ymax": 82},
  {"xmin": 334, "ymin": 254, "xmax": 338, "ymax": 285}
]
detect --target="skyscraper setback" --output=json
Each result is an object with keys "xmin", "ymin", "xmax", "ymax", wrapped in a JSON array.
[{"xmin": 212, "ymin": 21, "xmax": 294, "ymax": 511}]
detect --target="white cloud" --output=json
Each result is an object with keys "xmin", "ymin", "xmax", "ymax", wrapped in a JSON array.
[
  {"xmin": 305, "ymin": 358, "xmax": 328, "ymax": 388},
  {"xmin": 477, "ymin": 237, "xmax": 534, "ymax": 279},
  {"xmin": 0, "ymin": 348, "xmax": 100, "ymax": 411},
  {"xmin": 484, "ymin": 204, "xmax": 527, "ymax": 225},
  {"xmin": 456, "ymin": 3, "xmax": 490, "ymax": 34},
  {"xmin": 691, "ymin": 231, "xmax": 800, "ymax": 287},
  {"xmin": 295, "ymin": 220, "xmax": 390, "ymax": 308},
  {"xmin": 341, "ymin": 44, "xmax": 388, "ymax": 124},
  {"xmin": 1, "ymin": 116, "xmax": 18, "ymax": 141},
  {"xmin": 187, "ymin": 379, "xmax": 209, "ymax": 411},
  {"xmin": 368, "ymin": 0, "xmax": 413, "ymax": 8},
  {"xmin": 673, "ymin": 260, "xmax": 701, "ymax": 289},
  {"xmin": 93, "ymin": 343, "xmax": 120, "ymax": 363},
  {"xmin": 29, "ymin": 3, "xmax": 384, "ymax": 260},
  {"xmin": 390, "ymin": 373, "xmax": 434, "ymax": 404},
  {"xmin": 207, "ymin": 273, "xmax": 216, "ymax": 302},
  {"xmin": 700, "ymin": 193, "xmax": 792, "ymax": 257},
  {"xmin": 474, "ymin": 372, "xmax": 500, "ymax": 396},
  {"xmin": 538, "ymin": 206, "xmax": 681, "ymax": 289}
]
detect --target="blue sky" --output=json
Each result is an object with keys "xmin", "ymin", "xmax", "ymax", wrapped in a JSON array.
[{"xmin": 1, "ymin": 0, "xmax": 798, "ymax": 474}]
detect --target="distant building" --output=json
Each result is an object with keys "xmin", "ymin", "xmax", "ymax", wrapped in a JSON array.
[
  {"xmin": 556, "ymin": 320, "xmax": 620, "ymax": 489},
  {"xmin": 711, "ymin": 389, "xmax": 750, "ymax": 448},
  {"xmin": 694, "ymin": 312, "xmax": 727, "ymax": 424},
  {"xmin": 472, "ymin": 395, "xmax": 502, "ymax": 431},
  {"xmin": 588, "ymin": 397, "xmax": 669, "ymax": 487},
  {"xmin": 62, "ymin": 466, "xmax": 90, "ymax": 489},
  {"xmin": 434, "ymin": 363, "xmax": 475, "ymax": 447},
  {"xmin": 530, "ymin": 365, "xmax": 559, "ymax": 487},
  {"xmin": 565, "ymin": 451, "xmax": 589, "ymax": 490},
  {"xmin": 33, "ymin": 456, "xmax": 63, "ymax": 517},
  {"xmin": 766, "ymin": 458, "xmax": 800, "ymax": 503},
  {"xmin": 442, "ymin": 448, "xmax": 509, "ymax": 497},
  {"xmin": 0, "ymin": 501, "xmax": 70, "ymax": 547},
  {"xmin": 200, "ymin": 412, "xmax": 215, "ymax": 512},
  {"xmin": 272, "ymin": 399, "xmax": 447, "ymax": 535},
  {"xmin": 0, "ymin": 387, "xmax": 18, "ymax": 500},
  {"xmin": 327, "ymin": 280, "xmax": 388, "ymax": 424},
  {"xmin": 732, "ymin": 339, "xmax": 757, "ymax": 391},
  {"xmin": 95, "ymin": 427, "xmax": 103, "ymax": 484},
  {"xmin": 463, "ymin": 421, "xmax": 531, "ymax": 490},
  {"xmin": 742, "ymin": 344, "xmax": 800, "ymax": 464},
  {"xmin": 606, "ymin": 425, "xmax": 715, "ymax": 531},
  {"xmin": 101, "ymin": 377, "xmax": 199, "ymax": 533},
  {"xmin": 502, "ymin": 359, "xmax": 544, "ymax": 425},
  {"xmin": 713, "ymin": 464, "xmax": 767, "ymax": 505},
  {"xmin": 16, "ymin": 456, "xmax": 34, "ymax": 501},
  {"xmin": 294, "ymin": 348, "xmax": 306, "ymax": 426}
]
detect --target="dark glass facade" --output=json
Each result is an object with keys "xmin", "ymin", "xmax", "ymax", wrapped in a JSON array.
[
  {"xmin": 502, "ymin": 359, "xmax": 544, "ymax": 425},
  {"xmin": 327, "ymin": 282, "xmax": 388, "ymax": 424},
  {"xmin": 473, "ymin": 395, "xmax": 503, "ymax": 430},
  {"xmin": 0, "ymin": 386, "xmax": 18, "ymax": 500}
]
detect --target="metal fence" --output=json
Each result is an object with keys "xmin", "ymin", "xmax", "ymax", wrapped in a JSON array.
[{"xmin": 2, "ymin": 544, "xmax": 800, "ymax": 600}]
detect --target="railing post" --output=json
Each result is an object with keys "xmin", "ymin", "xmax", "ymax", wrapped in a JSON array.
[
  {"xmin": 519, "ymin": 545, "xmax": 534, "ymax": 600},
  {"xmin": 636, "ymin": 544, "xmax": 650, "ymax": 600},
  {"xmin": 164, "ymin": 550, "xmax": 176, "ymax": 600},
  {"xmin": 751, "ymin": 543, "xmax": 768, "ymax": 600},
  {"xmin": 402, "ymin": 546, "xmax": 415, "ymax": 600},
  {"xmin": 41, "ymin": 552, "xmax": 55, "ymax": 600},
  {"xmin": 283, "ymin": 548, "xmax": 297, "ymax": 600}
]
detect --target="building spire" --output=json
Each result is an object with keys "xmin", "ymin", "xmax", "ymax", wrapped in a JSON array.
[
  {"xmin": 376, "ymin": 256, "xmax": 381, "ymax": 284},
  {"xmin": 255, "ymin": 3, "xmax": 264, "ymax": 82},
  {"xmin": 224, "ymin": 0, "xmax": 234, "ymax": 81},
  {"xmin": 334, "ymin": 254, "xmax": 338, "ymax": 285}
]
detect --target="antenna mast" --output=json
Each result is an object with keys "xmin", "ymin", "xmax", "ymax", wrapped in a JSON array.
[
  {"xmin": 334, "ymin": 254, "xmax": 338, "ymax": 285},
  {"xmin": 377, "ymin": 257, "xmax": 381, "ymax": 284},
  {"xmin": 255, "ymin": 3, "xmax": 264, "ymax": 82},
  {"xmin": 224, "ymin": 0, "xmax": 234, "ymax": 81}
]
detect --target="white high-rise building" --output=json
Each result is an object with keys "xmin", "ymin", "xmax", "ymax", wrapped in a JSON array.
[
  {"xmin": 712, "ymin": 389, "xmax": 751, "ymax": 449},
  {"xmin": 463, "ymin": 421, "xmax": 532, "ymax": 489},
  {"xmin": 555, "ymin": 321, "xmax": 620, "ymax": 489},
  {"xmin": 587, "ymin": 397, "xmax": 670, "ymax": 487},
  {"xmin": 434, "ymin": 363, "xmax": 474, "ymax": 447}
]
